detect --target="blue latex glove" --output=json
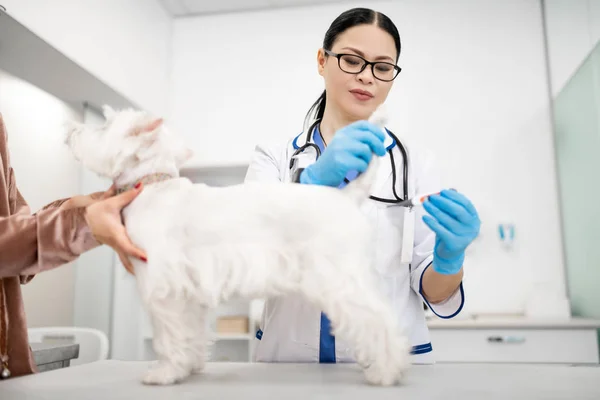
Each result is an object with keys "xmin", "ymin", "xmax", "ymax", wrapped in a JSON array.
[
  {"xmin": 422, "ymin": 189, "xmax": 481, "ymax": 275},
  {"xmin": 300, "ymin": 120, "xmax": 387, "ymax": 187}
]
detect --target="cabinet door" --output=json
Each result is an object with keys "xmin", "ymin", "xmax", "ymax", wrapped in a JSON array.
[{"xmin": 430, "ymin": 329, "xmax": 599, "ymax": 363}]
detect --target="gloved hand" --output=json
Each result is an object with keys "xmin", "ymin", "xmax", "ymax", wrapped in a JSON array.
[
  {"xmin": 300, "ymin": 121, "xmax": 387, "ymax": 187},
  {"xmin": 422, "ymin": 189, "xmax": 481, "ymax": 275}
]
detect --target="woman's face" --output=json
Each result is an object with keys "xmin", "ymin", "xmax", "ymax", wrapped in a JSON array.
[{"xmin": 318, "ymin": 24, "xmax": 398, "ymax": 121}]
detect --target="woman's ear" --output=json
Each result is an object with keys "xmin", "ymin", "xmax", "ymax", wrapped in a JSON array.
[{"xmin": 317, "ymin": 48, "xmax": 326, "ymax": 76}]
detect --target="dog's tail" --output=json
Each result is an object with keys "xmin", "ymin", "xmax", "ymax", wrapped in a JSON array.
[
  {"xmin": 342, "ymin": 155, "xmax": 380, "ymax": 204},
  {"xmin": 342, "ymin": 105, "xmax": 387, "ymax": 204}
]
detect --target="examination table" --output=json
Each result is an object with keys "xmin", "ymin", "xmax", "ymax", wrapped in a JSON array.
[{"xmin": 1, "ymin": 360, "xmax": 598, "ymax": 399}]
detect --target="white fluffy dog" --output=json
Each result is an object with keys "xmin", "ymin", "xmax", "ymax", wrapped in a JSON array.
[{"xmin": 65, "ymin": 105, "xmax": 410, "ymax": 386}]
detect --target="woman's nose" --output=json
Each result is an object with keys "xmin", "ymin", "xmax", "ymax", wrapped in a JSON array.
[{"xmin": 357, "ymin": 65, "xmax": 375, "ymax": 84}]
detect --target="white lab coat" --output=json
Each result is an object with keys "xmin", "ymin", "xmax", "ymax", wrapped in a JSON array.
[{"xmin": 244, "ymin": 126, "xmax": 465, "ymax": 364}]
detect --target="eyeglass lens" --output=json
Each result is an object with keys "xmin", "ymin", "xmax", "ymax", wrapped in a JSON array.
[{"xmin": 338, "ymin": 54, "xmax": 397, "ymax": 81}]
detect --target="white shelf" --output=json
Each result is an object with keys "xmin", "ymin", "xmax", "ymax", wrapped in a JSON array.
[
  {"xmin": 179, "ymin": 164, "xmax": 249, "ymax": 187},
  {"xmin": 213, "ymin": 333, "xmax": 253, "ymax": 341},
  {"xmin": 143, "ymin": 332, "xmax": 253, "ymax": 341},
  {"xmin": 179, "ymin": 163, "xmax": 249, "ymax": 174}
]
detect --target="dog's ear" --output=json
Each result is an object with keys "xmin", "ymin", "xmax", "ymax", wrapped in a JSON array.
[
  {"xmin": 131, "ymin": 118, "xmax": 163, "ymax": 137},
  {"xmin": 142, "ymin": 118, "xmax": 163, "ymax": 133},
  {"xmin": 166, "ymin": 127, "xmax": 193, "ymax": 168},
  {"xmin": 174, "ymin": 147, "xmax": 194, "ymax": 168},
  {"xmin": 64, "ymin": 120, "xmax": 83, "ymax": 145},
  {"xmin": 102, "ymin": 105, "xmax": 116, "ymax": 121}
]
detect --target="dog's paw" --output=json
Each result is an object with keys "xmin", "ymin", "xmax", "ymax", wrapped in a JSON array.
[
  {"xmin": 191, "ymin": 361, "xmax": 205, "ymax": 375},
  {"xmin": 142, "ymin": 363, "xmax": 190, "ymax": 385},
  {"xmin": 363, "ymin": 365, "xmax": 401, "ymax": 386},
  {"xmin": 362, "ymin": 358, "xmax": 407, "ymax": 387}
]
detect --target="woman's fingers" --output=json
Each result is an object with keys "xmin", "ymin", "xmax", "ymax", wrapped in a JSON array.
[
  {"xmin": 118, "ymin": 251, "xmax": 135, "ymax": 275},
  {"xmin": 423, "ymin": 199, "xmax": 462, "ymax": 233},
  {"xmin": 84, "ymin": 184, "xmax": 147, "ymax": 274},
  {"xmin": 428, "ymin": 193, "xmax": 472, "ymax": 223},
  {"xmin": 422, "ymin": 214, "xmax": 454, "ymax": 244},
  {"xmin": 113, "ymin": 230, "xmax": 147, "ymax": 262},
  {"xmin": 109, "ymin": 183, "xmax": 143, "ymax": 208},
  {"xmin": 100, "ymin": 184, "xmax": 117, "ymax": 200},
  {"xmin": 115, "ymin": 234, "xmax": 146, "ymax": 276},
  {"xmin": 440, "ymin": 189, "xmax": 479, "ymax": 218},
  {"xmin": 345, "ymin": 127, "xmax": 387, "ymax": 156}
]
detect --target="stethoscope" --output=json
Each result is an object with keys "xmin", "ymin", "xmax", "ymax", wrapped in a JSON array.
[{"xmin": 289, "ymin": 120, "xmax": 409, "ymax": 205}]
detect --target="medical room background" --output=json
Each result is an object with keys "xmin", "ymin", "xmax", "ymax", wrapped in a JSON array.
[{"xmin": 0, "ymin": 0, "xmax": 599, "ymax": 365}]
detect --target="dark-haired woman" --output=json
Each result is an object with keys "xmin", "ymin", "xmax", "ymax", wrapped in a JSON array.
[{"xmin": 245, "ymin": 8, "xmax": 480, "ymax": 364}]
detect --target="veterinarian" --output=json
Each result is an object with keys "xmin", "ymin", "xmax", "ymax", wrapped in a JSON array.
[
  {"xmin": 245, "ymin": 7, "xmax": 481, "ymax": 364},
  {"xmin": 0, "ymin": 113, "xmax": 147, "ymax": 379}
]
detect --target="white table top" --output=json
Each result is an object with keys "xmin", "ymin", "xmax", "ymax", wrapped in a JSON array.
[{"xmin": 1, "ymin": 361, "xmax": 599, "ymax": 399}]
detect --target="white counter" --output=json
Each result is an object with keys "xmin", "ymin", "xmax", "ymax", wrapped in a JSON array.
[
  {"xmin": 426, "ymin": 316, "xmax": 600, "ymax": 364},
  {"xmin": 1, "ymin": 360, "xmax": 599, "ymax": 399},
  {"xmin": 427, "ymin": 316, "xmax": 600, "ymax": 329}
]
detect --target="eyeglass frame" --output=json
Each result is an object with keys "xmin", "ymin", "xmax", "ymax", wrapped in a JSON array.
[{"xmin": 324, "ymin": 49, "xmax": 402, "ymax": 82}]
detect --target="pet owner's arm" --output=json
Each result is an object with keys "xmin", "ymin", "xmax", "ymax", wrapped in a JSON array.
[
  {"xmin": 31, "ymin": 187, "xmax": 106, "ymax": 212},
  {"xmin": 0, "ymin": 167, "xmax": 146, "ymax": 279},
  {"xmin": 0, "ymin": 114, "xmax": 146, "ymax": 279},
  {"xmin": 0, "ymin": 162, "xmax": 100, "ymax": 279}
]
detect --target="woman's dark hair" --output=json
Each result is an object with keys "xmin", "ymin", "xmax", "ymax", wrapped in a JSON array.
[{"xmin": 304, "ymin": 8, "xmax": 401, "ymax": 127}]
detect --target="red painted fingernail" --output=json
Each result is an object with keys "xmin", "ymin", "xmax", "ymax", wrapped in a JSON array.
[
  {"xmin": 140, "ymin": 256, "xmax": 147, "ymax": 262},
  {"xmin": 134, "ymin": 182, "xmax": 141, "ymax": 189}
]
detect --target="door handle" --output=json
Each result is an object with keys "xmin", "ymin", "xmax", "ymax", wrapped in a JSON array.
[{"xmin": 487, "ymin": 335, "xmax": 526, "ymax": 344}]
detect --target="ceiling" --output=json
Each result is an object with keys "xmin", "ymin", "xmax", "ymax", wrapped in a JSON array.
[{"xmin": 158, "ymin": 0, "xmax": 348, "ymax": 17}]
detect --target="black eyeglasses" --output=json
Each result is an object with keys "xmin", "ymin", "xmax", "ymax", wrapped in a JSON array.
[{"xmin": 324, "ymin": 49, "xmax": 401, "ymax": 82}]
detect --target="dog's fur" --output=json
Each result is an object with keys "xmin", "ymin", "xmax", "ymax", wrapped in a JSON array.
[{"xmin": 65, "ymin": 106, "xmax": 410, "ymax": 386}]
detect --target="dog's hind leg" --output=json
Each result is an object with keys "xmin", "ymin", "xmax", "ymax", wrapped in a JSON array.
[
  {"xmin": 142, "ymin": 297, "xmax": 208, "ymax": 385},
  {"xmin": 306, "ymin": 266, "xmax": 411, "ymax": 386},
  {"xmin": 190, "ymin": 304, "xmax": 212, "ymax": 374}
]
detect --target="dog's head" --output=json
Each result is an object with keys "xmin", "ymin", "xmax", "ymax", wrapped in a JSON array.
[{"xmin": 65, "ymin": 105, "xmax": 193, "ymax": 180}]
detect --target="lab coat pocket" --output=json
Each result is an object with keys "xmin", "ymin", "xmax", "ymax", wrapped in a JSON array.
[{"xmin": 375, "ymin": 204, "xmax": 412, "ymax": 276}]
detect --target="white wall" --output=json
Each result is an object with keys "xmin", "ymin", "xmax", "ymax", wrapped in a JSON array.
[
  {"xmin": 544, "ymin": 0, "xmax": 600, "ymax": 97},
  {"xmin": 0, "ymin": 0, "xmax": 172, "ymax": 335},
  {"xmin": 170, "ymin": 0, "xmax": 565, "ymax": 314},
  {"xmin": 1, "ymin": 0, "xmax": 172, "ymax": 115},
  {"xmin": 0, "ymin": 69, "xmax": 82, "ymax": 327}
]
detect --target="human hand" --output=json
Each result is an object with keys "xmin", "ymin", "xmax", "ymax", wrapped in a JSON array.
[
  {"xmin": 60, "ymin": 185, "xmax": 116, "ymax": 211},
  {"xmin": 300, "ymin": 120, "xmax": 387, "ymax": 187},
  {"xmin": 84, "ymin": 183, "xmax": 147, "ymax": 275},
  {"xmin": 422, "ymin": 189, "xmax": 481, "ymax": 275}
]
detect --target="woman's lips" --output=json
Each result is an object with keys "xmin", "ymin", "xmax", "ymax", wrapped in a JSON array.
[{"xmin": 350, "ymin": 89, "xmax": 374, "ymax": 101}]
